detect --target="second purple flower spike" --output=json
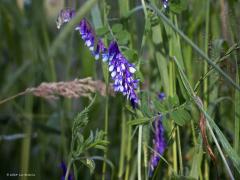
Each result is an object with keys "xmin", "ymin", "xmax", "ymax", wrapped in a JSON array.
[
  {"xmin": 108, "ymin": 42, "xmax": 139, "ymax": 108},
  {"xmin": 149, "ymin": 115, "xmax": 166, "ymax": 176}
]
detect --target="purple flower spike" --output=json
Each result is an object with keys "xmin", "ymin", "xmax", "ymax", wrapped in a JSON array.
[
  {"xmin": 149, "ymin": 115, "xmax": 166, "ymax": 176},
  {"xmin": 56, "ymin": 8, "xmax": 75, "ymax": 29},
  {"xmin": 108, "ymin": 41, "xmax": 139, "ymax": 108}
]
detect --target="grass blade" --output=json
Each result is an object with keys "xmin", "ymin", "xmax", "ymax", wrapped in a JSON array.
[{"xmin": 149, "ymin": 3, "xmax": 240, "ymax": 91}]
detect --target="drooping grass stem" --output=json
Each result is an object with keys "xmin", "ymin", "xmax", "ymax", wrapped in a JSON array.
[{"xmin": 173, "ymin": 56, "xmax": 236, "ymax": 179}]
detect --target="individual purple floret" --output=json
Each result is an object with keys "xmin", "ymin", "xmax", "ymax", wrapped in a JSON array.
[
  {"xmin": 75, "ymin": 19, "xmax": 109, "ymax": 61},
  {"xmin": 60, "ymin": 161, "xmax": 74, "ymax": 180},
  {"xmin": 149, "ymin": 115, "xmax": 166, "ymax": 176},
  {"xmin": 108, "ymin": 41, "xmax": 139, "ymax": 108},
  {"xmin": 158, "ymin": 92, "xmax": 165, "ymax": 101},
  {"xmin": 56, "ymin": 8, "xmax": 75, "ymax": 29},
  {"xmin": 94, "ymin": 39, "xmax": 108, "ymax": 61},
  {"xmin": 75, "ymin": 18, "xmax": 95, "ymax": 52},
  {"xmin": 162, "ymin": 0, "xmax": 169, "ymax": 8}
]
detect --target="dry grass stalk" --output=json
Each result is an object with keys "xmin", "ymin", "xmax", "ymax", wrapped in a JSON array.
[{"xmin": 26, "ymin": 77, "xmax": 113, "ymax": 100}]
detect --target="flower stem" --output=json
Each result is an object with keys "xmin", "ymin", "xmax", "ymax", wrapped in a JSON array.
[
  {"xmin": 0, "ymin": 90, "xmax": 28, "ymax": 105},
  {"xmin": 65, "ymin": 158, "xmax": 73, "ymax": 180},
  {"xmin": 102, "ymin": 93, "xmax": 109, "ymax": 179},
  {"xmin": 138, "ymin": 125, "xmax": 143, "ymax": 180},
  {"xmin": 102, "ymin": 0, "xmax": 109, "ymax": 178},
  {"xmin": 118, "ymin": 108, "xmax": 126, "ymax": 178},
  {"xmin": 124, "ymin": 123, "xmax": 132, "ymax": 180},
  {"xmin": 204, "ymin": 1, "xmax": 210, "ymax": 178}
]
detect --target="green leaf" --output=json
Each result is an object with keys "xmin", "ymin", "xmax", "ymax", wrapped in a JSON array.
[
  {"xmin": 153, "ymin": 99, "xmax": 168, "ymax": 112},
  {"xmin": 169, "ymin": 0, "xmax": 188, "ymax": 14},
  {"xmin": 162, "ymin": 117, "xmax": 172, "ymax": 134},
  {"xmin": 115, "ymin": 30, "xmax": 130, "ymax": 45},
  {"xmin": 96, "ymin": 26, "xmax": 109, "ymax": 36},
  {"xmin": 122, "ymin": 48, "xmax": 138, "ymax": 62},
  {"xmin": 171, "ymin": 108, "xmax": 191, "ymax": 126},
  {"xmin": 140, "ymin": 92, "xmax": 153, "ymax": 117},
  {"xmin": 168, "ymin": 95, "xmax": 180, "ymax": 107},
  {"xmin": 112, "ymin": 23, "xmax": 123, "ymax": 33}
]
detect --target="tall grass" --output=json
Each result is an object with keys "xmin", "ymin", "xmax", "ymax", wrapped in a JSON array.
[{"xmin": 0, "ymin": 0, "xmax": 240, "ymax": 179}]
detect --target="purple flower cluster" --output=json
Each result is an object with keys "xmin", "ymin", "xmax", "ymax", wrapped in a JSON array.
[
  {"xmin": 57, "ymin": 9, "xmax": 139, "ymax": 107},
  {"xmin": 108, "ymin": 42, "xmax": 139, "ymax": 107},
  {"xmin": 149, "ymin": 115, "xmax": 166, "ymax": 176},
  {"xmin": 75, "ymin": 19, "xmax": 108, "ymax": 61}
]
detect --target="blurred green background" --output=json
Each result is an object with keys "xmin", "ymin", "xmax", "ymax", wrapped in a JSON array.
[{"xmin": 0, "ymin": 0, "xmax": 240, "ymax": 179}]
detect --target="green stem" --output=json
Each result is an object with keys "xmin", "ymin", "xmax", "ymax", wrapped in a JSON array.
[
  {"xmin": 138, "ymin": 125, "xmax": 143, "ymax": 180},
  {"xmin": 125, "ymin": 123, "xmax": 132, "ymax": 180},
  {"xmin": 102, "ymin": 1, "xmax": 109, "ymax": 178},
  {"xmin": 177, "ymin": 127, "xmax": 183, "ymax": 175},
  {"xmin": 149, "ymin": 3, "xmax": 240, "ymax": 91},
  {"xmin": 118, "ymin": 108, "xmax": 126, "ymax": 178},
  {"xmin": 0, "ymin": 90, "xmax": 28, "ymax": 105},
  {"xmin": 65, "ymin": 158, "xmax": 73, "ymax": 180},
  {"xmin": 234, "ymin": 64, "xmax": 240, "ymax": 153},
  {"xmin": 204, "ymin": 1, "xmax": 210, "ymax": 179},
  {"xmin": 102, "ymin": 87, "xmax": 109, "ymax": 180},
  {"xmin": 20, "ymin": 96, "xmax": 33, "ymax": 180}
]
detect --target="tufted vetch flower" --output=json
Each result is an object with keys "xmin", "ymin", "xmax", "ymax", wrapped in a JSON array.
[
  {"xmin": 56, "ymin": 8, "xmax": 75, "ymax": 29},
  {"xmin": 108, "ymin": 41, "xmax": 139, "ymax": 108},
  {"xmin": 149, "ymin": 115, "xmax": 166, "ymax": 176},
  {"xmin": 56, "ymin": 9, "xmax": 139, "ymax": 107}
]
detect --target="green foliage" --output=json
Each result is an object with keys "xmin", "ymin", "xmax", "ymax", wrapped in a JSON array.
[
  {"xmin": 131, "ymin": 92, "xmax": 192, "ymax": 128},
  {"xmin": 169, "ymin": 0, "xmax": 188, "ymax": 14},
  {"xmin": 170, "ymin": 108, "xmax": 191, "ymax": 126},
  {"xmin": 70, "ymin": 96, "xmax": 108, "ymax": 174},
  {"xmin": 1, "ymin": 0, "xmax": 240, "ymax": 179}
]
